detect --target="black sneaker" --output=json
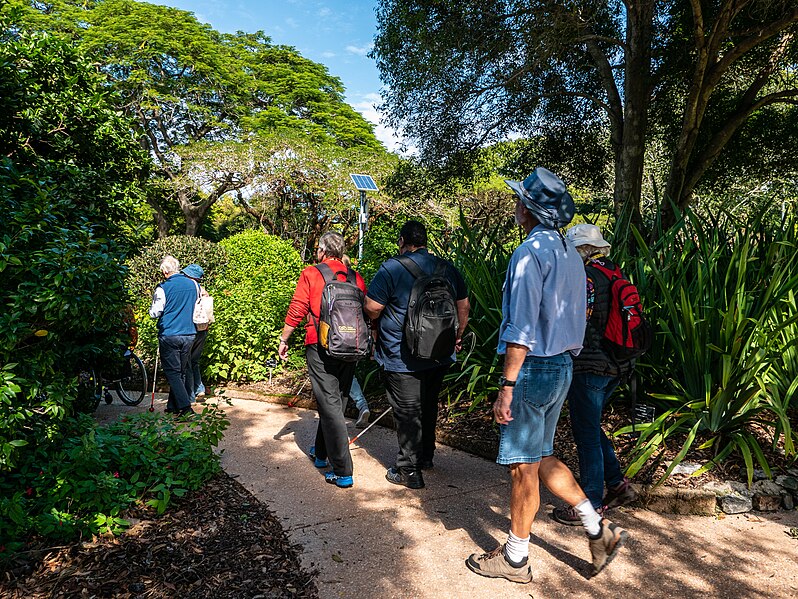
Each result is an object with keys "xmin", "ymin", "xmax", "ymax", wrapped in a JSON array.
[
  {"xmin": 420, "ymin": 459, "xmax": 434, "ymax": 470},
  {"xmin": 385, "ymin": 467, "xmax": 425, "ymax": 489}
]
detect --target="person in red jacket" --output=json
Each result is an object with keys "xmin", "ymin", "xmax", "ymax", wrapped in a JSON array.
[{"xmin": 277, "ymin": 232, "xmax": 367, "ymax": 489}]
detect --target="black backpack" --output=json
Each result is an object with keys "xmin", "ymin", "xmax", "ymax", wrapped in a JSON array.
[
  {"xmin": 395, "ymin": 255, "xmax": 459, "ymax": 361},
  {"xmin": 314, "ymin": 263, "xmax": 371, "ymax": 362}
]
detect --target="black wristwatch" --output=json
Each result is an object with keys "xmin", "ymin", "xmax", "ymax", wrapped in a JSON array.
[{"xmin": 498, "ymin": 376, "xmax": 516, "ymax": 388}]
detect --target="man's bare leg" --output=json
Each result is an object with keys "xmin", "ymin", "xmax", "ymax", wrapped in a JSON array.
[
  {"xmin": 509, "ymin": 462, "xmax": 541, "ymax": 537},
  {"xmin": 538, "ymin": 456, "xmax": 588, "ymax": 505}
]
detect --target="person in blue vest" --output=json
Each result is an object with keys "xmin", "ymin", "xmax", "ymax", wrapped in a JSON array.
[{"xmin": 149, "ymin": 255, "xmax": 197, "ymax": 416}]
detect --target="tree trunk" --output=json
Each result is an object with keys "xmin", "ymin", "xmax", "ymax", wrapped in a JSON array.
[{"xmin": 614, "ymin": 1, "xmax": 654, "ymax": 237}]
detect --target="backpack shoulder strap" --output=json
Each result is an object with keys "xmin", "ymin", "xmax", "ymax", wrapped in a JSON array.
[
  {"xmin": 590, "ymin": 260, "xmax": 622, "ymax": 281},
  {"xmin": 345, "ymin": 268, "xmax": 357, "ymax": 285},
  {"xmin": 433, "ymin": 257, "xmax": 449, "ymax": 277},
  {"xmin": 394, "ymin": 254, "xmax": 426, "ymax": 280},
  {"xmin": 315, "ymin": 262, "xmax": 336, "ymax": 284}
]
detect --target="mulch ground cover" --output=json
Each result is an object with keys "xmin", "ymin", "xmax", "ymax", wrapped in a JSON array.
[{"xmin": 1, "ymin": 475, "xmax": 318, "ymax": 599}]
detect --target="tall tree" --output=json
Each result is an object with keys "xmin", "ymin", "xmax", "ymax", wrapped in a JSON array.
[
  {"xmin": 8, "ymin": 0, "xmax": 385, "ymax": 235},
  {"xmin": 372, "ymin": 0, "xmax": 798, "ymax": 230}
]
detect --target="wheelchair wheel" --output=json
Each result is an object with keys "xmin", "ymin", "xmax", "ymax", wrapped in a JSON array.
[{"xmin": 115, "ymin": 352, "xmax": 147, "ymax": 406}]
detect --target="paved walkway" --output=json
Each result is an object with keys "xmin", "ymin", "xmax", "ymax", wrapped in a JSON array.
[{"xmin": 97, "ymin": 395, "xmax": 798, "ymax": 598}]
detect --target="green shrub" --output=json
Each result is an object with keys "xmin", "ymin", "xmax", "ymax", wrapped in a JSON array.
[
  {"xmin": 126, "ymin": 235, "xmax": 229, "ymax": 300},
  {"xmin": 204, "ymin": 231, "xmax": 303, "ymax": 381},
  {"xmin": 0, "ymin": 406, "xmax": 228, "ymax": 553}
]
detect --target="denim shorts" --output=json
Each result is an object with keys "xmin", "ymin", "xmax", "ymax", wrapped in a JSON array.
[{"xmin": 496, "ymin": 353, "xmax": 573, "ymax": 465}]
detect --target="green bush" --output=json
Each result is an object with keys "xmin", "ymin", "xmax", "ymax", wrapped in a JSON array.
[
  {"xmin": 0, "ymin": 22, "xmax": 148, "ymax": 471},
  {"xmin": 126, "ymin": 235, "xmax": 229, "ymax": 361},
  {"xmin": 0, "ymin": 406, "xmax": 228, "ymax": 553},
  {"xmin": 204, "ymin": 231, "xmax": 303, "ymax": 381}
]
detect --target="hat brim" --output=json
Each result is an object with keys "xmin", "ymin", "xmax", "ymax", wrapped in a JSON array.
[{"xmin": 505, "ymin": 179, "xmax": 575, "ymax": 228}]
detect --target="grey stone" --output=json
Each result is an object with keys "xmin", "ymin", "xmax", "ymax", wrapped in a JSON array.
[
  {"xmin": 787, "ymin": 468, "xmax": 798, "ymax": 478},
  {"xmin": 753, "ymin": 495, "xmax": 781, "ymax": 512},
  {"xmin": 752, "ymin": 479, "xmax": 783, "ymax": 496},
  {"xmin": 729, "ymin": 481, "xmax": 754, "ymax": 498},
  {"xmin": 670, "ymin": 461, "xmax": 703, "ymax": 475},
  {"xmin": 720, "ymin": 492, "xmax": 753, "ymax": 514},
  {"xmin": 703, "ymin": 481, "xmax": 733, "ymax": 497},
  {"xmin": 754, "ymin": 469, "xmax": 769, "ymax": 481},
  {"xmin": 776, "ymin": 475, "xmax": 798, "ymax": 492},
  {"xmin": 783, "ymin": 494, "xmax": 795, "ymax": 510}
]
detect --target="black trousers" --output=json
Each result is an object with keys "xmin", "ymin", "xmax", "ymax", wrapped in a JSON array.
[
  {"xmin": 306, "ymin": 345, "xmax": 355, "ymax": 477},
  {"xmin": 383, "ymin": 365, "xmax": 449, "ymax": 472}
]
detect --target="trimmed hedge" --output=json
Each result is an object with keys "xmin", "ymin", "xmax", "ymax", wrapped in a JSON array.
[{"xmin": 205, "ymin": 231, "xmax": 303, "ymax": 380}]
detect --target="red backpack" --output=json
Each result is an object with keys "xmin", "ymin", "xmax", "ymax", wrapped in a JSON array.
[{"xmin": 590, "ymin": 261, "xmax": 652, "ymax": 362}]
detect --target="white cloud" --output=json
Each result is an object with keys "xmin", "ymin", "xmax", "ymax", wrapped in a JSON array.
[
  {"xmin": 285, "ymin": 17, "xmax": 298, "ymax": 28},
  {"xmin": 321, "ymin": 51, "xmax": 336, "ymax": 58},
  {"xmin": 345, "ymin": 44, "xmax": 372, "ymax": 56},
  {"xmin": 318, "ymin": 7, "xmax": 332, "ymax": 17},
  {"xmin": 350, "ymin": 94, "xmax": 416, "ymax": 156}
]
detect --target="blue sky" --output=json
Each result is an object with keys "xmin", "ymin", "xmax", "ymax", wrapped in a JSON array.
[{"xmin": 159, "ymin": 1, "xmax": 401, "ymax": 150}]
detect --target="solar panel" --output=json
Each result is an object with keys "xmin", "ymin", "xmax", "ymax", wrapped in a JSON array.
[{"xmin": 349, "ymin": 173, "xmax": 378, "ymax": 191}]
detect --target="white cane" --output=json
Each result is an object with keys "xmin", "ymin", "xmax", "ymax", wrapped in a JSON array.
[
  {"xmin": 148, "ymin": 345, "xmax": 159, "ymax": 413},
  {"xmin": 349, "ymin": 407, "xmax": 392, "ymax": 445}
]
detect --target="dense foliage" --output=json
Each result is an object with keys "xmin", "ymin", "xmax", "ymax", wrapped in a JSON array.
[
  {"xmin": 5, "ymin": 0, "xmax": 387, "ymax": 236},
  {"xmin": 373, "ymin": 0, "xmax": 798, "ymax": 229},
  {"xmin": 618, "ymin": 206, "xmax": 798, "ymax": 483},
  {"xmin": 0, "ymin": 22, "xmax": 148, "ymax": 471},
  {"xmin": 0, "ymin": 407, "xmax": 228, "ymax": 553},
  {"xmin": 207, "ymin": 231, "xmax": 304, "ymax": 380}
]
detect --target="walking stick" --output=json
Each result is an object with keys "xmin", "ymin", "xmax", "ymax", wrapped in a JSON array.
[
  {"xmin": 287, "ymin": 377, "xmax": 310, "ymax": 408},
  {"xmin": 349, "ymin": 407, "xmax": 392, "ymax": 445},
  {"xmin": 149, "ymin": 345, "xmax": 159, "ymax": 413}
]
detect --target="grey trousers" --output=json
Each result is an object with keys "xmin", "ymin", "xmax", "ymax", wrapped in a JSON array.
[{"xmin": 306, "ymin": 345, "xmax": 355, "ymax": 477}]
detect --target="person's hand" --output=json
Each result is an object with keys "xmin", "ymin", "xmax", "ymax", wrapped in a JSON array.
[
  {"xmin": 278, "ymin": 339, "xmax": 289, "ymax": 361},
  {"xmin": 455, "ymin": 337, "xmax": 462, "ymax": 352},
  {"xmin": 493, "ymin": 387, "xmax": 513, "ymax": 424}
]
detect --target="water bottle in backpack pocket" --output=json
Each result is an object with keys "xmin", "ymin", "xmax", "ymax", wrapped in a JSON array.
[
  {"xmin": 314, "ymin": 263, "xmax": 371, "ymax": 361},
  {"xmin": 395, "ymin": 255, "xmax": 459, "ymax": 361}
]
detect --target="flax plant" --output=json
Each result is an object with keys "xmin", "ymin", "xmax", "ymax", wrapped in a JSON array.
[
  {"xmin": 619, "ymin": 207, "xmax": 798, "ymax": 484},
  {"xmin": 437, "ymin": 213, "xmax": 514, "ymax": 411}
]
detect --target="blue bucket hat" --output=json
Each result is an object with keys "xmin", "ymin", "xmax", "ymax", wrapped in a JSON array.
[
  {"xmin": 182, "ymin": 263, "xmax": 204, "ymax": 279},
  {"xmin": 505, "ymin": 167, "xmax": 575, "ymax": 229}
]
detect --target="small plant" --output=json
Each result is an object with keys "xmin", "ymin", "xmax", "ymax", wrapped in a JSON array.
[{"xmin": 0, "ymin": 406, "xmax": 229, "ymax": 552}]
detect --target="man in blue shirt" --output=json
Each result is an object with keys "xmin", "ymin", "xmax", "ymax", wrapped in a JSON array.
[
  {"xmin": 149, "ymin": 255, "xmax": 197, "ymax": 416},
  {"xmin": 466, "ymin": 168, "xmax": 629, "ymax": 583},
  {"xmin": 365, "ymin": 220, "xmax": 470, "ymax": 489}
]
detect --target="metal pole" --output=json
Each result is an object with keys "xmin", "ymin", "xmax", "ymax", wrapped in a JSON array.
[{"xmin": 358, "ymin": 190, "xmax": 366, "ymax": 261}]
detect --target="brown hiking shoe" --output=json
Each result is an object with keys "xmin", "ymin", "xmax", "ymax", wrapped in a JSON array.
[
  {"xmin": 588, "ymin": 519, "xmax": 629, "ymax": 577},
  {"xmin": 465, "ymin": 545, "xmax": 533, "ymax": 584},
  {"xmin": 603, "ymin": 478, "xmax": 637, "ymax": 509}
]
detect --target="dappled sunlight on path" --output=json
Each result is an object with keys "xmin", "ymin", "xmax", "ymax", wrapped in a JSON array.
[{"xmin": 215, "ymin": 397, "xmax": 798, "ymax": 599}]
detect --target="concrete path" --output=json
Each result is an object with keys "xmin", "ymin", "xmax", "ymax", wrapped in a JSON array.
[{"xmin": 96, "ymin": 396, "xmax": 798, "ymax": 598}]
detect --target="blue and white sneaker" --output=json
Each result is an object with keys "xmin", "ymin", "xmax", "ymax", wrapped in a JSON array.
[
  {"xmin": 308, "ymin": 446, "xmax": 328, "ymax": 468},
  {"xmin": 324, "ymin": 471, "xmax": 353, "ymax": 488}
]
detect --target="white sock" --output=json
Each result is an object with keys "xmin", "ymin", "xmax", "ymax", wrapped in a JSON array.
[
  {"xmin": 575, "ymin": 499, "xmax": 602, "ymax": 536},
  {"xmin": 504, "ymin": 530, "xmax": 529, "ymax": 564}
]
